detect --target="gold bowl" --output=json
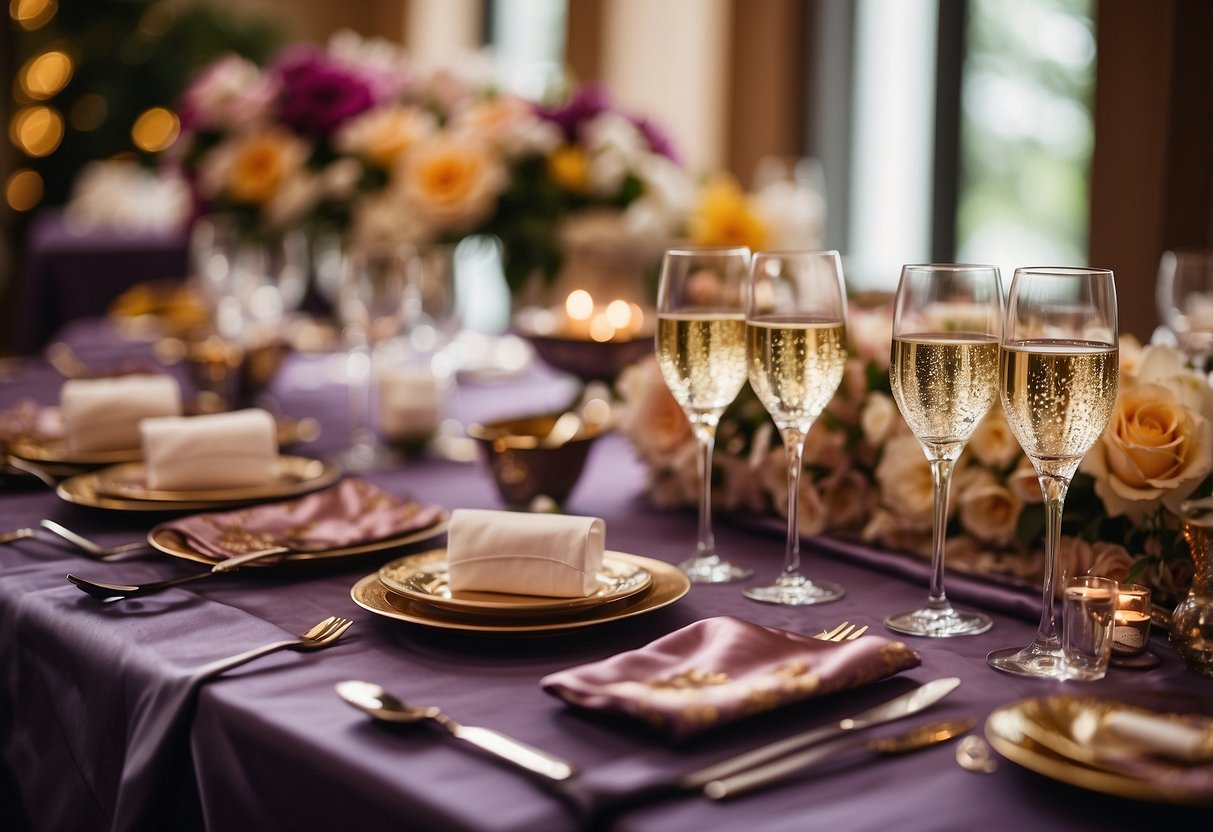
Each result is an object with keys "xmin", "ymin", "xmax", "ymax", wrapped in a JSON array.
[{"xmin": 467, "ymin": 412, "xmax": 607, "ymax": 508}]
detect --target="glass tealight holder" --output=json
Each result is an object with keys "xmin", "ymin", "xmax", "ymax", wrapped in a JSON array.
[{"xmin": 1112, "ymin": 583, "xmax": 1152, "ymax": 659}]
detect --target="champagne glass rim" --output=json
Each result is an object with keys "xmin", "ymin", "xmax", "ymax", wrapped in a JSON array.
[
  {"xmin": 664, "ymin": 245, "xmax": 751, "ymax": 257},
  {"xmin": 1012, "ymin": 265, "xmax": 1114, "ymax": 278},
  {"xmin": 752, "ymin": 249, "xmax": 842, "ymax": 258},
  {"xmin": 902, "ymin": 262, "xmax": 1000, "ymax": 273}
]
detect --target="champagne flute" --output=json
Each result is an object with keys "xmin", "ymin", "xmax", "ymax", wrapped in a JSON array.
[
  {"xmin": 743, "ymin": 250, "xmax": 848, "ymax": 604},
  {"xmin": 1156, "ymin": 249, "xmax": 1213, "ymax": 366},
  {"xmin": 338, "ymin": 243, "xmax": 420, "ymax": 472},
  {"xmin": 987, "ymin": 267, "xmax": 1119, "ymax": 677},
  {"xmin": 884, "ymin": 264, "xmax": 1002, "ymax": 635},
  {"xmin": 656, "ymin": 247, "xmax": 753, "ymax": 583}
]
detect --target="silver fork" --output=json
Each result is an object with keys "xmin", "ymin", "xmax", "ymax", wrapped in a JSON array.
[
  {"xmin": 67, "ymin": 546, "xmax": 289, "ymax": 601},
  {"xmin": 40, "ymin": 520, "xmax": 150, "ymax": 559},
  {"xmin": 193, "ymin": 616, "xmax": 353, "ymax": 680},
  {"xmin": 814, "ymin": 622, "xmax": 870, "ymax": 642}
]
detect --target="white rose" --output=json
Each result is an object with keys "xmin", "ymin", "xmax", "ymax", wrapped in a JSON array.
[
  {"xmin": 1086, "ymin": 542, "xmax": 1136, "ymax": 584},
  {"xmin": 957, "ymin": 471, "xmax": 1022, "ymax": 546}
]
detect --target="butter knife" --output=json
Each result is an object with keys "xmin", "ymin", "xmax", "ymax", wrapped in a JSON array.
[
  {"xmin": 703, "ymin": 717, "xmax": 976, "ymax": 800},
  {"xmin": 679, "ymin": 676, "xmax": 962, "ymax": 789}
]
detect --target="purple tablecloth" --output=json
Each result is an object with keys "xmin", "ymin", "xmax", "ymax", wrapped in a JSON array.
[{"xmin": 1, "ymin": 321, "xmax": 1211, "ymax": 831}]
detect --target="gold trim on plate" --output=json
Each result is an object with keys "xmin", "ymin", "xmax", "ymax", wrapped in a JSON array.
[
  {"xmin": 56, "ymin": 455, "xmax": 341, "ymax": 511},
  {"xmin": 351, "ymin": 552, "xmax": 689, "ymax": 634},
  {"xmin": 985, "ymin": 695, "xmax": 1213, "ymax": 806},
  {"xmin": 377, "ymin": 549, "xmax": 652, "ymax": 616}
]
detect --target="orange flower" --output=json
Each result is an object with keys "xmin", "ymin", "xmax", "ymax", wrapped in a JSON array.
[
  {"xmin": 225, "ymin": 129, "xmax": 307, "ymax": 205},
  {"xmin": 547, "ymin": 144, "xmax": 589, "ymax": 192},
  {"xmin": 398, "ymin": 133, "xmax": 506, "ymax": 232}
]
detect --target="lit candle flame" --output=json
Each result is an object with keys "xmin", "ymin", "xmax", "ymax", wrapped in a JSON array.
[{"xmin": 565, "ymin": 290, "xmax": 594, "ymax": 321}]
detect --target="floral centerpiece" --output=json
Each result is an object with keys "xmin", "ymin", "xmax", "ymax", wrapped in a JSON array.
[
  {"xmin": 170, "ymin": 33, "xmax": 693, "ymax": 298},
  {"xmin": 617, "ymin": 297, "xmax": 1209, "ymax": 602}
]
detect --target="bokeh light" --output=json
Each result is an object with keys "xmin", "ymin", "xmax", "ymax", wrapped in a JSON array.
[
  {"xmin": 9, "ymin": 0, "xmax": 56, "ymax": 31},
  {"xmin": 10, "ymin": 105, "xmax": 64, "ymax": 157},
  {"xmin": 19, "ymin": 50, "xmax": 73, "ymax": 100},
  {"xmin": 6, "ymin": 168, "xmax": 44, "ymax": 211},
  {"xmin": 131, "ymin": 107, "xmax": 180, "ymax": 152}
]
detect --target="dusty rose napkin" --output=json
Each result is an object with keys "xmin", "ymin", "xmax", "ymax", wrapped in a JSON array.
[
  {"xmin": 160, "ymin": 477, "xmax": 445, "ymax": 559},
  {"xmin": 541, "ymin": 616, "xmax": 921, "ymax": 741}
]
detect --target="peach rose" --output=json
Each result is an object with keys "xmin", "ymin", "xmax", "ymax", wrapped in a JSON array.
[
  {"xmin": 820, "ymin": 468, "xmax": 874, "ymax": 531},
  {"xmin": 761, "ymin": 446, "xmax": 828, "ymax": 535},
  {"xmin": 860, "ymin": 392, "xmax": 898, "ymax": 448},
  {"xmin": 336, "ymin": 105, "xmax": 436, "ymax": 170},
  {"xmin": 1086, "ymin": 542, "xmax": 1136, "ymax": 584},
  {"xmin": 397, "ymin": 132, "xmax": 506, "ymax": 234},
  {"xmin": 874, "ymin": 433, "xmax": 935, "ymax": 530},
  {"xmin": 957, "ymin": 471, "xmax": 1022, "ymax": 546},
  {"xmin": 847, "ymin": 305, "xmax": 894, "ymax": 367},
  {"xmin": 616, "ymin": 358, "xmax": 693, "ymax": 466},
  {"xmin": 199, "ymin": 127, "xmax": 308, "ymax": 206},
  {"xmin": 967, "ymin": 405, "xmax": 1021, "ymax": 470},
  {"xmin": 1008, "ymin": 457, "xmax": 1044, "ymax": 505},
  {"xmin": 1082, "ymin": 381, "xmax": 1213, "ymax": 519}
]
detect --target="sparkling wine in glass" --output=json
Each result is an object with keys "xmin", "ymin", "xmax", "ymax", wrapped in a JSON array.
[
  {"xmin": 885, "ymin": 264, "xmax": 1002, "ymax": 635},
  {"xmin": 743, "ymin": 250, "xmax": 848, "ymax": 604},
  {"xmin": 656, "ymin": 247, "xmax": 753, "ymax": 583},
  {"xmin": 338, "ymin": 243, "xmax": 420, "ymax": 472},
  {"xmin": 988, "ymin": 267, "xmax": 1119, "ymax": 678},
  {"xmin": 1156, "ymin": 249, "xmax": 1213, "ymax": 366}
]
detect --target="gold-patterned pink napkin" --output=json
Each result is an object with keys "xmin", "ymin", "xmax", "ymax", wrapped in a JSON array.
[
  {"xmin": 541, "ymin": 616, "xmax": 921, "ymax": 741},
  {"xmin": 160, "ymin": 478, "xmax": 445, "ymax": 559}
]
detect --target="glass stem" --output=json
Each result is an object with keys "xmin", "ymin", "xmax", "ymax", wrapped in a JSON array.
[
  {"xmin": 1035, "ymin": 474, "xmax": 1070, "ymax": 650},
  {"xmin": 782, "ymin": 428, "xmax": 807, "ymax": 578},
  {"xmin": 927, "ymin": 458, "xmax": 955, "ymax": 609},
  {"xmin": 348, "ymin": 341, "xmax": 374, "ymax": 453},
  {"xmin": 693, "ymin": 419, "xmax": 720, "ymax": 563}
]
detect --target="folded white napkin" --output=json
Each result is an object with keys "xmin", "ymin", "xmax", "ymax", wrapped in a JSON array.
[
  {"xmin": 60, "ymin": 375, "xmax": 182, "ymax": 453},
  {"xmin": 141, "ymin": 408, "xmax": 278, "ymax": 491},
  {"xmin": 1104, "ymin": 709, "xmax": 1213, "ymax": 763},
  {"xmin": 446, "ymin": 508, "xmax": 605, "ymax": 597}
]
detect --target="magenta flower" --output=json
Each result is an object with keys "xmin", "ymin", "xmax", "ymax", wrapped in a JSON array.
[{"xmin": 271, "ymin": 46, "xmax": 378, "ymax": 138}]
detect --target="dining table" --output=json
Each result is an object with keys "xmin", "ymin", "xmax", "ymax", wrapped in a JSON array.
[{"xmin": 1, "ymin": 317, "xmax": 1210, "ymax": 832}]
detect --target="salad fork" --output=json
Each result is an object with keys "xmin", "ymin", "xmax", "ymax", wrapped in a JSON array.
[
  {"xmin": 194, "ymin": 616, "xmax": 353, "ymax": 680},
  {"xmin": 40, "ymin": 520, "xmax": 149, "ymax": 558}
]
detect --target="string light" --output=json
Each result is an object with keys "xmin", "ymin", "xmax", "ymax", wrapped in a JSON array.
[
  {"xmin": 18, "ymin": 49, "xmax": 73, "ymax": 100},
  {"xmin": 9, "ymin": 0, "xmax": 56, "ymax": 31}
]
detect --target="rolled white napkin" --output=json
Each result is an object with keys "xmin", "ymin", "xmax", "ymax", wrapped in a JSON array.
[
  {"xmin": 60, "ymin": 375, "xmax": 182, "ymax": 453},
  {"xmin": 141, "ymin": 408, "xmax": 278, "ymax": 491},
  {"xmin": 446, "ymin": 508, "xmax": 605, "ymax": 597},
  {"xmin": 1103, "ymin": 709, "xmax": 1213, "ymax": 763},
  {"xmin": 376, "ymin": 364, "xmax": 443, "ymax": 443}
]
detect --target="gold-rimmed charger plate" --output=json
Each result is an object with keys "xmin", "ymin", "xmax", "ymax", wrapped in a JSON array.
[
  {"xmin": 352, "ymin": 552, "xmax": 689, "ymax": 634},
  {"xmin": 56, "ymin": 456, "xmax": 341, "ymax": 511},
  {"xmin": 985, "ymin": 695, "xmax": 1213, "ymax": 806},
  {"xmin": 377, "ymin": 549, "xmax": 652, "ymax": 616},
  {"xmin": 146, "ymin": 515, "xmax": 449, "ymax": 567},
  {"xmin": 9, "ymin": 415, "xmax": 318, "ymax": 469}
]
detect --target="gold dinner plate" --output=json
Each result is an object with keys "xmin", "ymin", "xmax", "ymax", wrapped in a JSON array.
[
  {"xmin": 985, "ymin": 695, "xmax": 1213, "ymax": 806},
  {"xmin": 56, "ymin": 456, "xmax": 341, "ymax": 511},
  {"xmin": 351, "ymin": 552, "xmax": 689, "ymax": 634},
  {"xmin": 376, "ymin": 549, "xmax": 652, "ymax": 616},
  {"xmin": 146, "ymin": 516, "xmax": 449, "ymax": 567},
  {"xmin": 9, "ymin": 415, "xmax": 318, "ymax": 469}
]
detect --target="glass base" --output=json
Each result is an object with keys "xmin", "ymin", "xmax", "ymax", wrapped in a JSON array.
[
  {"xmin": 743, "ymin": 574, "xmax": 844, "ymax": 606},
  {"xmin": 679, "ymin": 556, "xmax": 752, "ymax": 583},
  {"xmin": 987, "ymin": 641, "xmax": 1066, "ymax": 678},
  {"xmin": 337, "ymin": 442, "xmax": 401, "ymax": 473},
  {"xmin": 884, "ymin": 605, "xmax": 992, "ymax": 638}
]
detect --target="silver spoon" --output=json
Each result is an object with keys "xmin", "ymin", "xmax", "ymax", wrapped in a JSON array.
[{"xmin": 335, "ymin": 680, "xmax": 577, "ymax": 782}]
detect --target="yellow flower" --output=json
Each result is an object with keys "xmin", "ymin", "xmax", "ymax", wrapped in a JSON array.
[
  {"xmin": 688, "ymin": 176, "xmax": 768, "ymax": 250},
  {"xmin": 398, "ymin": 132, "xmax": 506, "ymax": 233},
  {"xmin": 547, "ymin": 144, "xmax": 589, "ymax": 192},
  {"xmin": 225, "ymin": 128, "xmax": 307, "ymax": 206}
]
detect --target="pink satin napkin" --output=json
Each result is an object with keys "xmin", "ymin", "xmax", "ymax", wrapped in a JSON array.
[
  {"xmin": 160, "ymin": 477, "xmax": 446, "ymax": 559},
  {"xmin": 541, "ymin": 616, "xmax": 921, "ymax": 741}
]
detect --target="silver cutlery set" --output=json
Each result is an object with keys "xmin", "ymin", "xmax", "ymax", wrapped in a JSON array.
[{"xmin": 3, "ymin": 518, "xmax": 973, "ymax": 808}]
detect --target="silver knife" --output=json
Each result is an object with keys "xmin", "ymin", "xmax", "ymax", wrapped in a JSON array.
[{"xmin": 678, "ymin": 676, "xmax": 962, "ymax": 789}]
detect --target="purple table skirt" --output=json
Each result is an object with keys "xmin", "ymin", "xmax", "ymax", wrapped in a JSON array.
[{"xmin": 1, "ymin": 321, "xmax": 1211, "ymax": 832}]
